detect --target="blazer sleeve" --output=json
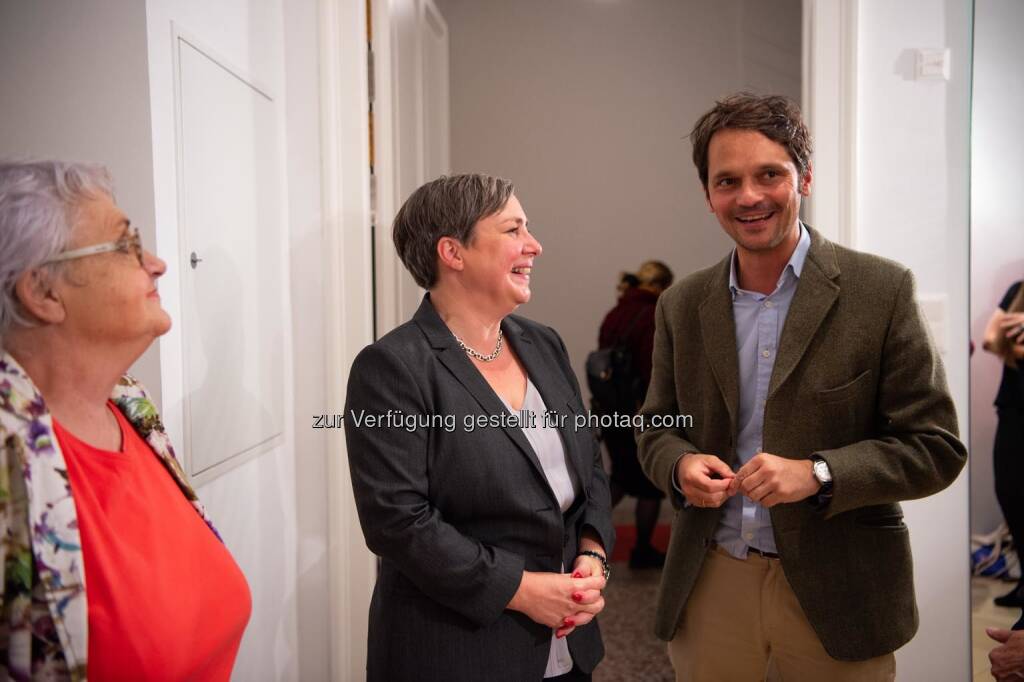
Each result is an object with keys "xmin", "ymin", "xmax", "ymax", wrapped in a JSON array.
[
  {"xmin": 343, "ymin": 344, "xmax": 525, "ymax": 627},
  {"xmin": 816, "ymin": 268, "xmax": 968, "ymax": 517},
  {"xmin": 636, "ymin": 295, "xmax": 701, "ymax": 509},
  {"xmin": 550, "ymin": 328, "xmax": 615, "ymax": 555}
]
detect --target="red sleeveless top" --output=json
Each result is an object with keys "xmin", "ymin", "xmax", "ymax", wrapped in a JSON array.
[{"xmin": 54, "ymin": 403, "xmax": 251, "ymax": 681}]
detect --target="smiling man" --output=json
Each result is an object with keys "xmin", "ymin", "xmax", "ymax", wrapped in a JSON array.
[{"xmin": 636, "ymin": 93, "xmax": 966, "ymax": 681}]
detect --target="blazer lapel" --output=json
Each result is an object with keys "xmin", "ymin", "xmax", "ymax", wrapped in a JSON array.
[
  {"xmin": 413, "ymin": 296, "xmax": 556, "ymax": 499},
  {"xmin": 698, "ymin": 257, "xmax": 740, "ymax": 439},
  {"xmin": 502, "ymin": 319, "xmax": 587, "ymax": 486},
  {"xmin": 768, "ymin": 229, "xmax": 841, "ymax": 398}
]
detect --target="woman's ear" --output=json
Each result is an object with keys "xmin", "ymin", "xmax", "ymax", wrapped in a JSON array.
[
  {"xmin": 436, "ymin": 236, "xmax": 465, "ymax": 273},
  {"xmin": 13, "ymin": 268, "xmax": 66, "ymax": 325}
]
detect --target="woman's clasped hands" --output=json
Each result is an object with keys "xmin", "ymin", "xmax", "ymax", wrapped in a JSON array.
[{"xmin": 507, "ymin": 561, "xmax": 607, "ymax": 640}]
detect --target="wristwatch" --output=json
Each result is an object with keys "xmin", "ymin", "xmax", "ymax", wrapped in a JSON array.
[{"xmin": 811, "ymin": 455, "xmax": 833, "ymax": 497}]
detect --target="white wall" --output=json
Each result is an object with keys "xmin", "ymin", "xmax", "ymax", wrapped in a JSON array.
[
  {"xmin": 0, "ymin": 0, "xmax": 162, "ymax": 398},
  {"xmin": 144, "ymin": 1, "xmax": 301, "ymax": 678},
  {"xmin": 854, "ymin": 0, "xmax": 971, "ymax": 678},
  {"xmin": 282, "ymin": 0, "xmax": 331, "ymax": 678},
  {"xmin": 436, "ymin": 0, "xmax": 801, "ymax": 389},
  {"xmin": 970, "ymin": 0, "xmax": 1024, "ymax": 536}
]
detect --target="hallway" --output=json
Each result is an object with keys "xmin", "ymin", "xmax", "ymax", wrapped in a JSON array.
[{"xmin": 596, "ymin": 497, "xmax": 675, "ymax": 680}]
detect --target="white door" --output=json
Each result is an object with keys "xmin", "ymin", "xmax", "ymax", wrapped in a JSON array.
[{"xmin": 373, "ymin": 0, "xmax": 450, "ymax": 336}]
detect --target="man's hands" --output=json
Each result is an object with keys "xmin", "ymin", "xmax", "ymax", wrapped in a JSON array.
[
  {"xmin": 730, "ymin": 453, "xmax": 820, "ymax": 508},
  {"xmin": 676, "ymin": 451, "xmax": 821, "ymax": 509},
  {"xmin": 986, "ymin": 628, "xmax": 1024, "ymax": 681},
  {"xmin": 676, "ymin": 453, "xmax": 735, "ymax": 508}
]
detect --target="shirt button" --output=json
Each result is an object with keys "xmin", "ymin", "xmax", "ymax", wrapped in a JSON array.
[
  {"xmin": 765, "ymin": 301, "xmax": 774, "ymax": 308},
  {"xmin": 762, "ymin": 349, "xmax": 770, "ymax": 358},
  {"xmin": 744, "ymin": 532, "xmax": 754, "ymax": 540}
]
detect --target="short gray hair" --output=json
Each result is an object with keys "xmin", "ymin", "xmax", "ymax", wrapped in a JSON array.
[
  {"xmin": 0, "ymin": 160, "xmax": 114, "ymax": 337},
  {"xmin": 392, "ymin": 174, "xmax": 515, "ymax": 289}
]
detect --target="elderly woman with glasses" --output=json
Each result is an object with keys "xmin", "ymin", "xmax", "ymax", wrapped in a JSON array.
[
  {"xmin": 0, "ymin": 161, "xmax": 250, "ymax": 679},
  {"xmin": 344, "ymin": 174, "xmax": 614, "ymax": 682}
]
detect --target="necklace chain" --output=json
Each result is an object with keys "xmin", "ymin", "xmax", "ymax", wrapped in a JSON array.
[{"xmin": 454, "ymin": 329, "xmax": 504, "ymax": 362}]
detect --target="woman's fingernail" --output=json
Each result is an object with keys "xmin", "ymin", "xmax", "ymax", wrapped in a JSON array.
[
  {"xmin": 572, "ymin": 571, "xmax": 583, "ymax": 579},
  {"xmin": 572, "ymin": 592, "xmax": 583, "ymax": 602},
  {"xmin": 564, "ymin": 618, "xmax": 575, "ymax": 626}
]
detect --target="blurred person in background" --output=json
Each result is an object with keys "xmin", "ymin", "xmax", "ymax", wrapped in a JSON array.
[
  {"xmin": 617, "ymin": 271, "xmax": 639, "ymax": 299},
  {"xmin": 597, "ymin": 260, "xmax": 673, "ymax": 568},
  {"xmin": 982, "ymin": 279, "xmax": 1024, "ymax": 608}
]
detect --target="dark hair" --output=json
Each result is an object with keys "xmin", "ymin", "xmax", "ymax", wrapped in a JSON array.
[
  {"xmin": 392, "ymin": 174, "xmax": 515, "ymax": 289},
  {"xmin": 637, "ymin": 260, "xmax": 674, "ymax": 290},
  {"xmin": 689, "ymin": 93, "xmax": 812, "ymax": 190},
  {"xmin": 619, "ymin": 272, "xmax": 639, "ymax": 288}
]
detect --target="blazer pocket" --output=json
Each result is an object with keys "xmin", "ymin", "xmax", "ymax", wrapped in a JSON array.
[
  {"xmin": 855, "ymin": 510, "xmax": 907, "ymax": 531},
  {"xmin": 817, "ymin": 369, "xmax": 872, "ymax": 404}
]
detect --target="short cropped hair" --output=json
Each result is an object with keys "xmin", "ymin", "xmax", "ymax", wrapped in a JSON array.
[
  {"xmin": 689, "ymin": 93, "xmax": 813, "ymax": 190},
  {"xmin": 0, "ymin": 160, "xmax": 113, "ymax": 338},
  {"xmin": 637, "ymin": 260, "xmax": 674, "ymax": 290},
  {"xmin": 392, "ymin": 174, "xmax": 515, "ymax": 289}
]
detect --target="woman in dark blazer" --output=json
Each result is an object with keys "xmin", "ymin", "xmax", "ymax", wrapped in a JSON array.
[{"xmin": 344, "ymin": 174, "xmax": 614, "ymax": 681}]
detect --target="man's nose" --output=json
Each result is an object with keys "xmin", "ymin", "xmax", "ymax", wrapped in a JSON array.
[{"xmin": 736, "ymin": 180, "xmax": 766, "ymax": 207}]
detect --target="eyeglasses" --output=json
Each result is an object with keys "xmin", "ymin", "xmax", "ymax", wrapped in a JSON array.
[{"xmin": 42, "ymin": 227, "xmax": 145, "ymax": 268}]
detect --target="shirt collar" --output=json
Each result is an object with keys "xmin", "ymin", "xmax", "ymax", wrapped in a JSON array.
[{"xmin": 729, "ymin": 222, "xmax": 811, "ymax": 297}]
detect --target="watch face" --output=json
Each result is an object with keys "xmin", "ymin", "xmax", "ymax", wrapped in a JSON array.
[{"xmin": 814, "ymin": 460, "xmax": 832, "ymax": 483}]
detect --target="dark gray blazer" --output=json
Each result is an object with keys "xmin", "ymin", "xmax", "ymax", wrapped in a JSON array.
[
  {"xmin": 637, "ymin": 227, "xmax": 967, "ymax": 661},
  {"xmin": 345, "ymin": 295, "xmax": 615, "ymax": 682}
]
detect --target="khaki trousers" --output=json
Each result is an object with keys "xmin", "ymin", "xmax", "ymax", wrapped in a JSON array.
[{"xmin": 667, "ymin": 546, "xmax": 896, "ymax": 682}]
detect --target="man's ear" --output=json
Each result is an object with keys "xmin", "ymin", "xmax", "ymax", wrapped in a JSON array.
[
  {"xmin": 436, "ymin": 236, "xmax": 465, "ymax": 273},
  {"xmin": 13, "ymin": 268, "xmax": 66, "ymax": 325},
  {"xmin": 799, "ymin": 162, "xmax": 813, "ymax": 196}
]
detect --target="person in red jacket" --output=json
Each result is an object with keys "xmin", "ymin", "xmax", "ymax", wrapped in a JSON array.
[{"xmin": 598, "ymin": 260, "xmax": 673, "ymax": 568}]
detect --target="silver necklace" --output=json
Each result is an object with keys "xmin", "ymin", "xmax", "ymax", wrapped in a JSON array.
[{"xmin": 454, "ymin": 329, "xmax": 504, "ymax": 362}]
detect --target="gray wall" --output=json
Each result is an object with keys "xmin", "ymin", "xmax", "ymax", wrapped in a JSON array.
[
  {"xmin": 436, "ymin": 0, "xmax": 801, "ymax": 390},
  {"xmin": 0, "ymin": 0, "xmax": 161, "ymax": 400}
]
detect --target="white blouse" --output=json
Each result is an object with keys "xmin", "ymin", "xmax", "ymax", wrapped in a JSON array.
[{"xmin": 501, "ymin": 378, "xmax": 581, "ymax": 678}]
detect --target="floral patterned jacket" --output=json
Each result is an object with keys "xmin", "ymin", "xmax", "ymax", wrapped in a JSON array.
[{"xmin": 0, "ymin": 352, "xmax": 219, "ymax": 680}]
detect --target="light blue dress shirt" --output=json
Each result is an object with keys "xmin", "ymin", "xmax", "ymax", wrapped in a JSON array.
[{"xmin": 713, "ymin": 223, "xmax": 811, "ymax": 559}]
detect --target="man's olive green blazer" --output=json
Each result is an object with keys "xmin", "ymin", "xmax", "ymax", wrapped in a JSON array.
[{"xmin": 636, "ymin": 226, "xmax": 967, "ymax": 661}]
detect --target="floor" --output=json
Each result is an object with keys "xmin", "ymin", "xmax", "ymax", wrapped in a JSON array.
[
  {"xmin": 972, "ymin": 576, "xmax": 1021, "ymax": 681},
  {"xmin": 593, "ymin": 559, "xmax": 675, "ymax": 681},
  {"xmin": 595, "ymin": 496, "xmax": 675, "ymax": 681}
]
